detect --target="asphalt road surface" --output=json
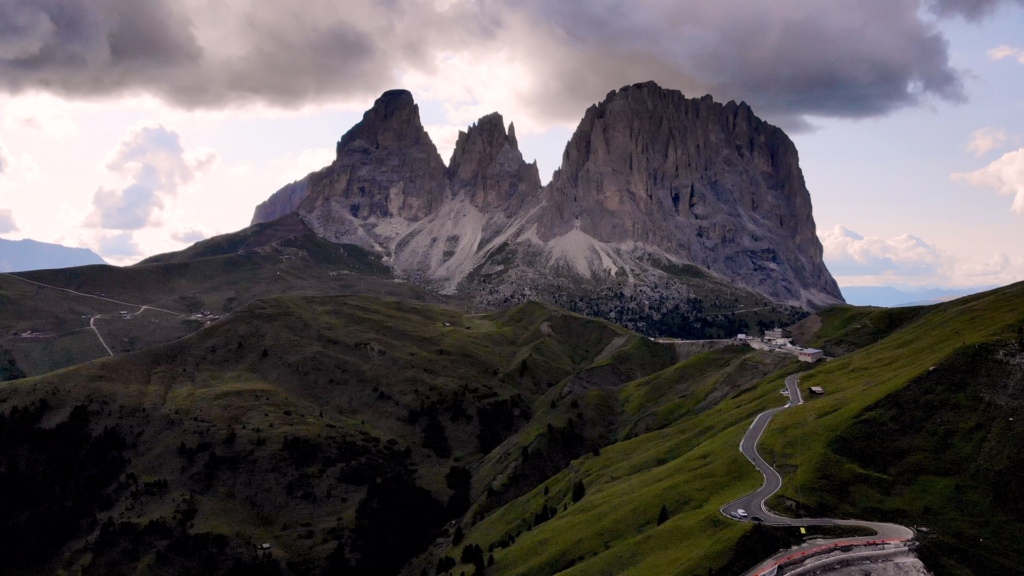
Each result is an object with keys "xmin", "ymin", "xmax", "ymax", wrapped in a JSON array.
[{"xmin": 720, "ymin": 374, "xmax": 914, "ymax": 575}]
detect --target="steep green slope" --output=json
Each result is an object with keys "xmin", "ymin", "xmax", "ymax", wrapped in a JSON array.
[
  {"xmin": 437, "ymin": 283, "xmax": 1024, "ymax": 576},
  {"xmin": 789, "ymin": 304, "xmax": 931, "ymax": 356},
  {"xmin": 426, "ymin": 348, "xmax": 802, "ymax": 576},
  {"xmin": 761, "ymin": 281, "xmax": 1024, "ymax": 575},
  {"xmin": 822, "ymin": 342, "xmax": 1024, "ymax": 574}
]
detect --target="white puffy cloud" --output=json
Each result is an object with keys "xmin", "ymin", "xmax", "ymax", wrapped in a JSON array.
[
  {"xmin": 960, "ymin": 252, "xmax": 1011, "ymax": 277},
  {"xmin": 106, "ymin": 124, "xmax": 206, "ymax": 192},
  {"xmin": 86, "ymin": 123, "xmax": 216, "ymax": 230},
  {"xmin": 988, "ymin": 44, "xmax": 1024, "ymax": 62},
  {"xmin": 95, "ymin": 231, "xmax": 142, "ymax": 258},
  {"xmin": 86, "ymin": 185, "xmax": 163, "ymax": 230},
  {"xmin": 423, "ymin": 123, "xmax": 464, "ymax": 162},
  {"xmin": 952, "ymin": 148, "xmax": 1024, "ymax": 213},
  {"xmin": 170, "ymin": 228, "xmax": 206, "ymax": 244},
  {"xmin": 821, "ymin": 225, "xmax": 1024, "ymax": 288},
  {"xmin": 186, "ymin": 146, "xmax": 219, "ymax": 174},
  {"xmin": 0, "ymin": 208, "xmax": 17, "ymax": 233},
  {"xmin": 287, "ymin": 148, "xmax": 335, "ymax": 182},
  {"xmin": 967, "ymin": 127, "xmax": 1009, "ymax": 156},
  {"xmin": 1, "ymin": 93, "xmax": 80, "ymax": 139},
  {"xmin": 821, "ymin": 225, "xmax": 946, "ymax": 277},
  {"xmin": 952, "ymin": 252, "xmax": 1024, "ymax": 287},
  {"xmin": 0, "ymin": 136, "xmax": 9, "ymax": 174}
]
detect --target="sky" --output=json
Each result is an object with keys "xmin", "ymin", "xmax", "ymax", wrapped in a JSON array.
[{"xmin": 0, "ymin": 0, "xmax": 1022, "ymax": 292}]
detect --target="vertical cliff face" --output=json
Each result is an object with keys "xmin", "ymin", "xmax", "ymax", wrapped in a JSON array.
[
  {"xmin": 257, "ymin": 90, "xmax": 448, "ymax": 248},
  {"xmin": 536, "ymin": 82, "xmax": 841, "ymax": 303},
  {"xmin": 447, "ymin": 113, "xmax": 541, "ymax": 216},
  {"xmin": 251, "ymin": 177, "xmax": 311, "ymax": 226},
  {"xmin": 248, "ymin": 83, "xmax": 843, "ymax": 332},
  {"xmin": 253, "ymin": 90, "xmax": 448, "ymax": 229}
]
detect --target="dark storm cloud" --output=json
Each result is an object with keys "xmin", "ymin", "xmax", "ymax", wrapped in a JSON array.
[
  {"xmin": 927, "ymin": 0, "xmax": 1024, "ymax": 20},
  {"xmin": 0, "ymin": 0, "xmax": 1018, "ymax": 123},
  {"xmin": 0, "ymin": 0, "xmax": 201, "ymax": 95},
  {"xmin": 500, "ymin": 0, "xmax": 967, "ymax": 125},
  {"xmin": 0, "ymin": 0, "xmax": 391, "ymax": 107}
]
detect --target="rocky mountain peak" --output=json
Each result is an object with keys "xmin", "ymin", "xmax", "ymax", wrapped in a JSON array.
[
  {"xmin": 251, "ymin": 82, "xmax": 842, "ymax": 329},
  {"xmin": 335, "ymin": 89, "xmax": 430, "ymax": 155},
  {"xmin": 448, "ymin": 112, "xmax": 541, "ymax": 214},
  {"xmin": 537, "ymin": 81, "xmax": 841, "ymax": 304},
  {"xmin": 289, "ymin": 89, "xmax": 447, "ymax": 241}
]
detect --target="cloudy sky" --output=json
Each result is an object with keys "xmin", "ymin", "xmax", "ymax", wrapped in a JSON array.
[{"xmin": 0, "ymin": 0, "xmax": 1022, "ymax": 291}]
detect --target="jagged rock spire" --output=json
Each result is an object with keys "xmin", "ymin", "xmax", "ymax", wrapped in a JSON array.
[{"xmin": 448, "ymin": 112, "xmax": 540, "ymax": 214}]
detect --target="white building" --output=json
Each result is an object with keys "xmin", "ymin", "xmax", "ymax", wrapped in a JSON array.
[
  {"xmin": 798, "ymin": 348, "xmax": 824, "ymax": 363},
  {"xmin": 764, "ymin": 327, "xmax": 791, "ymax": 340}
]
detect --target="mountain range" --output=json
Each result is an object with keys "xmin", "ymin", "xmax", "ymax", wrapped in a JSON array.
[
  {"xmin": 253, "ymin": 82, "xmax": 842, "ymax": 336},
  {"xmin": 839, "ymin": 284, "xmax": 996, "ymax": 307},
  {"xmin": 0, "ymin": 238, "xmax": 106, "ymax": 272}
]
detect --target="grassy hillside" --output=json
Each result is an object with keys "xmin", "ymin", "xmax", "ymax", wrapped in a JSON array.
[
  {"xmin": 0, "ymin": 288, "xmax": 814, "ymax": 576},
  {"xmin": 0, "ymin": 295, "xmax": 690, "ymax": 575},
  {"xmin": 423, "ymin": 347, "xmax": 802, "ymax": 576},
  {"xmin": 0, "ymin": 221, "xmax": 434, "ymax": 379},
  {"xmin": 822, "ymin": 341, "xmax": 1024, "ymax": 574},
  {"xmin": 789, "ymin": 304, "xmax": 931, "ymax": 356},
  {"xmin": 435, "ymin": 284, "xmax": 1024, "ymax": 576},
  {"xmin": 760, "ymin": 281, "xmax": 1024, "ymax": 575},
  {"xmin": 6, "ymin": 261, "xmax": 1024, "ymax": 575}
]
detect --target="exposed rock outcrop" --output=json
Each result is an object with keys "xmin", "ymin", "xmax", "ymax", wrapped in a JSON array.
[
  {"xmin": 537, "ymin": 81, "xmax": 840, "ymax": 305},
  {"xmin": 256, "ymin": 89, "xmax": 448, "ymax": 244},
  {"xmin": 249, "ymin": 82, "xmax": 843, "ymax": 335},
  {"xmin": 448, "ymin": 113, "xmax": 541, "ymax": 215},
  {"xmin": 251, "ymin": 177, "xmax": 310, "ymax": 226}
]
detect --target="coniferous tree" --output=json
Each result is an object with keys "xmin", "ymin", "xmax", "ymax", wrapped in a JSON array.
[
  {"xmin": 572, "ymin": 480, "xmax": 586, "ymax": 503},
  {"xmin": 423, "ymin": 413, "xmax": 451, "ymax": 458},
  {"xmin": 446, "ymin": 466, "xmax": 472, "ymax": 516}
]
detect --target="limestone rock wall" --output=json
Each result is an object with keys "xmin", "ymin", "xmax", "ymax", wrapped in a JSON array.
[
  {"xmin": 249, "ymin": 82, "xmax": 843, "ymax": 313},
  {"xmin": 448, "ymin": 112, "xmax": 541, "ymax": 216},
  {"xmin": 539, "ymin": 82, "xmax": 841, "ymax": 304}
]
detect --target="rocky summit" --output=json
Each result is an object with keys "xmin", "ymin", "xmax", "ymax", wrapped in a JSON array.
[{"xmin": 252, "ymin": 82, "xmax": 842, "ymax": 336}]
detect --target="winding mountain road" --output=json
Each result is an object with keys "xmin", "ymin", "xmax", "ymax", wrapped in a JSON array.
[
  {"xmin": 89, "ymin": 315, "xmax": 114, "ymax": 357},
  {"xmin": 721, "ymin": 374, "xmax": 915, "ymax": 575}
]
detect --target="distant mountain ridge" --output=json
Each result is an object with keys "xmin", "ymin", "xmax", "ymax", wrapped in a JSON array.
[
  {"xmin": 252, "ymin": 82, "xmax": 842, "ymax": 334},
  {"xmin": 0, "ymin": 238, "xmax": 106, "ymax": 272},
  {"xmin": 840, "ymin": 285, "xmax": 996, "ymax": 307}
]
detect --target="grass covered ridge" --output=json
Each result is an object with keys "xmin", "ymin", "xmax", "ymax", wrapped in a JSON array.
[
  {"xmin": 762, "ymin": 281, "xmax": 1024, "ymax": 575},
  {"xmin": 0, "ymin": 295, "xmax": 676, "ymax": 575}
]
